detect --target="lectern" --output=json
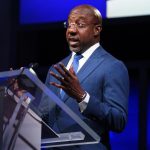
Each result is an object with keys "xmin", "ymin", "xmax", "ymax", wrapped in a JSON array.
[{"xmin": 0, "ymin": 68, "xmax": 100, "ymax": 150}]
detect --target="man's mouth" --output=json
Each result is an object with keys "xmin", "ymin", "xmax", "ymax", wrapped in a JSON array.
[
  {"xmin": 68, "ymin": 38, "xmax": 79, "ymax": 47},
  {"xmin": 69, "ymin": 41, "xmax": 79, "ymax": 46}
]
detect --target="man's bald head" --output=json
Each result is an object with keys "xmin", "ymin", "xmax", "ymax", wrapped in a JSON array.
[
  {"xmin": 69, "ymin": 5, "xmax": 102, "ymax": 26},
  {"xmin": 66, "ymin": 4, "xmax": 102, "ymax": 53}
]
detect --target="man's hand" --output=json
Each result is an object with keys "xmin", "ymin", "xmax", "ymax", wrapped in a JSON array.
[
  {"xmin": 8, "ymin": 68, "xmax": 28, "ymax": 99},
  {"xmin": 49, "ymin": 62, "xmax": 86, "ymax": 102}
]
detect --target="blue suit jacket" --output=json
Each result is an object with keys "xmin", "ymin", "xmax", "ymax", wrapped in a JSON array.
[{"xmin": 39, "ymin": 46, "xmax": 129, "ymax": 150}]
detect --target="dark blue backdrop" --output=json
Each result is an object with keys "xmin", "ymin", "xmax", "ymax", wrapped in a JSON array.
[{"xmin": 20, "ymin": 0, "xmax": 106, "ymax": 24}]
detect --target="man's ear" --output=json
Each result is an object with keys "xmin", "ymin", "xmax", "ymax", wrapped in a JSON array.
[{"xmin": 94, "ymin": 25, "xmax": 102, "ymax": 36}]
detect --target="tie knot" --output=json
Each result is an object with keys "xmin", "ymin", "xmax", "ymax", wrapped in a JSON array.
[{"xmin": 74, "ymin": 54, "xmax": 83, "ymax": 61}]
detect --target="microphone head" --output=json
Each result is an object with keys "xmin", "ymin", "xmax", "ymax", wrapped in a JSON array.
[{"xmin": 28, "ymin": 63, "xmax": 39, "ymax": 69}]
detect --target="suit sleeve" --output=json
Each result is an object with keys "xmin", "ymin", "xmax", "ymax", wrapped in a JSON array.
[{"xmin": 83, "ymin": 61, "xmax": 129, "ymax": 132}]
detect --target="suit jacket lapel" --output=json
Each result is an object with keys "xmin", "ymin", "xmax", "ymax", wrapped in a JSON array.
[
  {"xmin": 77, "ymin": 46, "xmax": 106, "ymax": 83},
  {"xmin": 62, "ymin": 46, "xmax": 107, "ymax": 102}
]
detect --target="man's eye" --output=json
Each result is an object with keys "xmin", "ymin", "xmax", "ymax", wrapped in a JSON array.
[{"xmin": 77, "ymin": 23, "xmax": 86, "ymax": 28}]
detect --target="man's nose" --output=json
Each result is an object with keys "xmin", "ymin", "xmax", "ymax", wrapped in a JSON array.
[
  {"xmin": 68, "ymin": 26, "xmax": 77, "ymax": 31},
  {"xmin": 67, "ymin": 26, "xmax": 77, "ymax": 35}
]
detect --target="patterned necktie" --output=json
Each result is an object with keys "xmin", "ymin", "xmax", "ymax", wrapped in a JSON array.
[{"xmin": 60, "ymin": 54, "xmax": 83, "ymax": 99}]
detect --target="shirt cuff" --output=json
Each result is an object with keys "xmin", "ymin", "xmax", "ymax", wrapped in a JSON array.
[{"xmin": 78, "ymin": 92, "xmax": 90, "ymax": 112}]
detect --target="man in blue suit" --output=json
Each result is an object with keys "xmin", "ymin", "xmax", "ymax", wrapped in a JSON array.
[{"xmin": 40, "ymin": 4, "xmax": 129, "ymax": 150}]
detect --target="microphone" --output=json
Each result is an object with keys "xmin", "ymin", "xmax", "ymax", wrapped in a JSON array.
[
  {"xmin": 28, "ymin": 63, "xmax": 39, "ymax": 69},
  {"xmin": 20, "ymin": 63, "xmax": 38, "ymax": 76},
  {"xmin": 28, "ymin": 63, "xmax": 39, "ymax": 76}
]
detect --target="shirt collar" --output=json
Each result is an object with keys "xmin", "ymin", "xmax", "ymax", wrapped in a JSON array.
[{"xmin": 72, "ymin": 42, "xmax": 100, "ymax": 59}]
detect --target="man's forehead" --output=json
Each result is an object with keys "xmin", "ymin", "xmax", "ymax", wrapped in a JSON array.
[
  {"xmin": 68, "ymin": 9, "xmax": 94, "ymax": 21},
  {"xmin": 68, "ymin": 15, "xmax": 88, "ymax": 21},
  {"xmin": 70, "ymin": 7, "xmax": 93, "ymax": 16}
]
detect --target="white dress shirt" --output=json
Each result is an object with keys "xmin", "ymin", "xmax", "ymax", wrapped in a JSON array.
[{"xmin": 66, "ymin": 42, "xmax": 100, "ymax": 112}]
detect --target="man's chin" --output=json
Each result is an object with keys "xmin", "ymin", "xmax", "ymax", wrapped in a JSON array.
[{"xmin": 69, "ymin": 46, "xmax": 81, "ymax": 53}]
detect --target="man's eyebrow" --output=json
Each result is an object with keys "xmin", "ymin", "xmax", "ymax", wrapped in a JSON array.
[{"xmin": 73, "ymin": 18, "xmax": 87, "ymax": 23}]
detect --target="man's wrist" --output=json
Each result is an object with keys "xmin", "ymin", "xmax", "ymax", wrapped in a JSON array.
[
  {"xmin": 80, "ymin": 92, "xmax": 87, "ymax": 99},
  {"xmin": 78, "ymin": 92, "xmax": 90, "ymax": 112},
  {"xmin": 77, "ymin": 91, "xmax": 87, "ymax": 102}
]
